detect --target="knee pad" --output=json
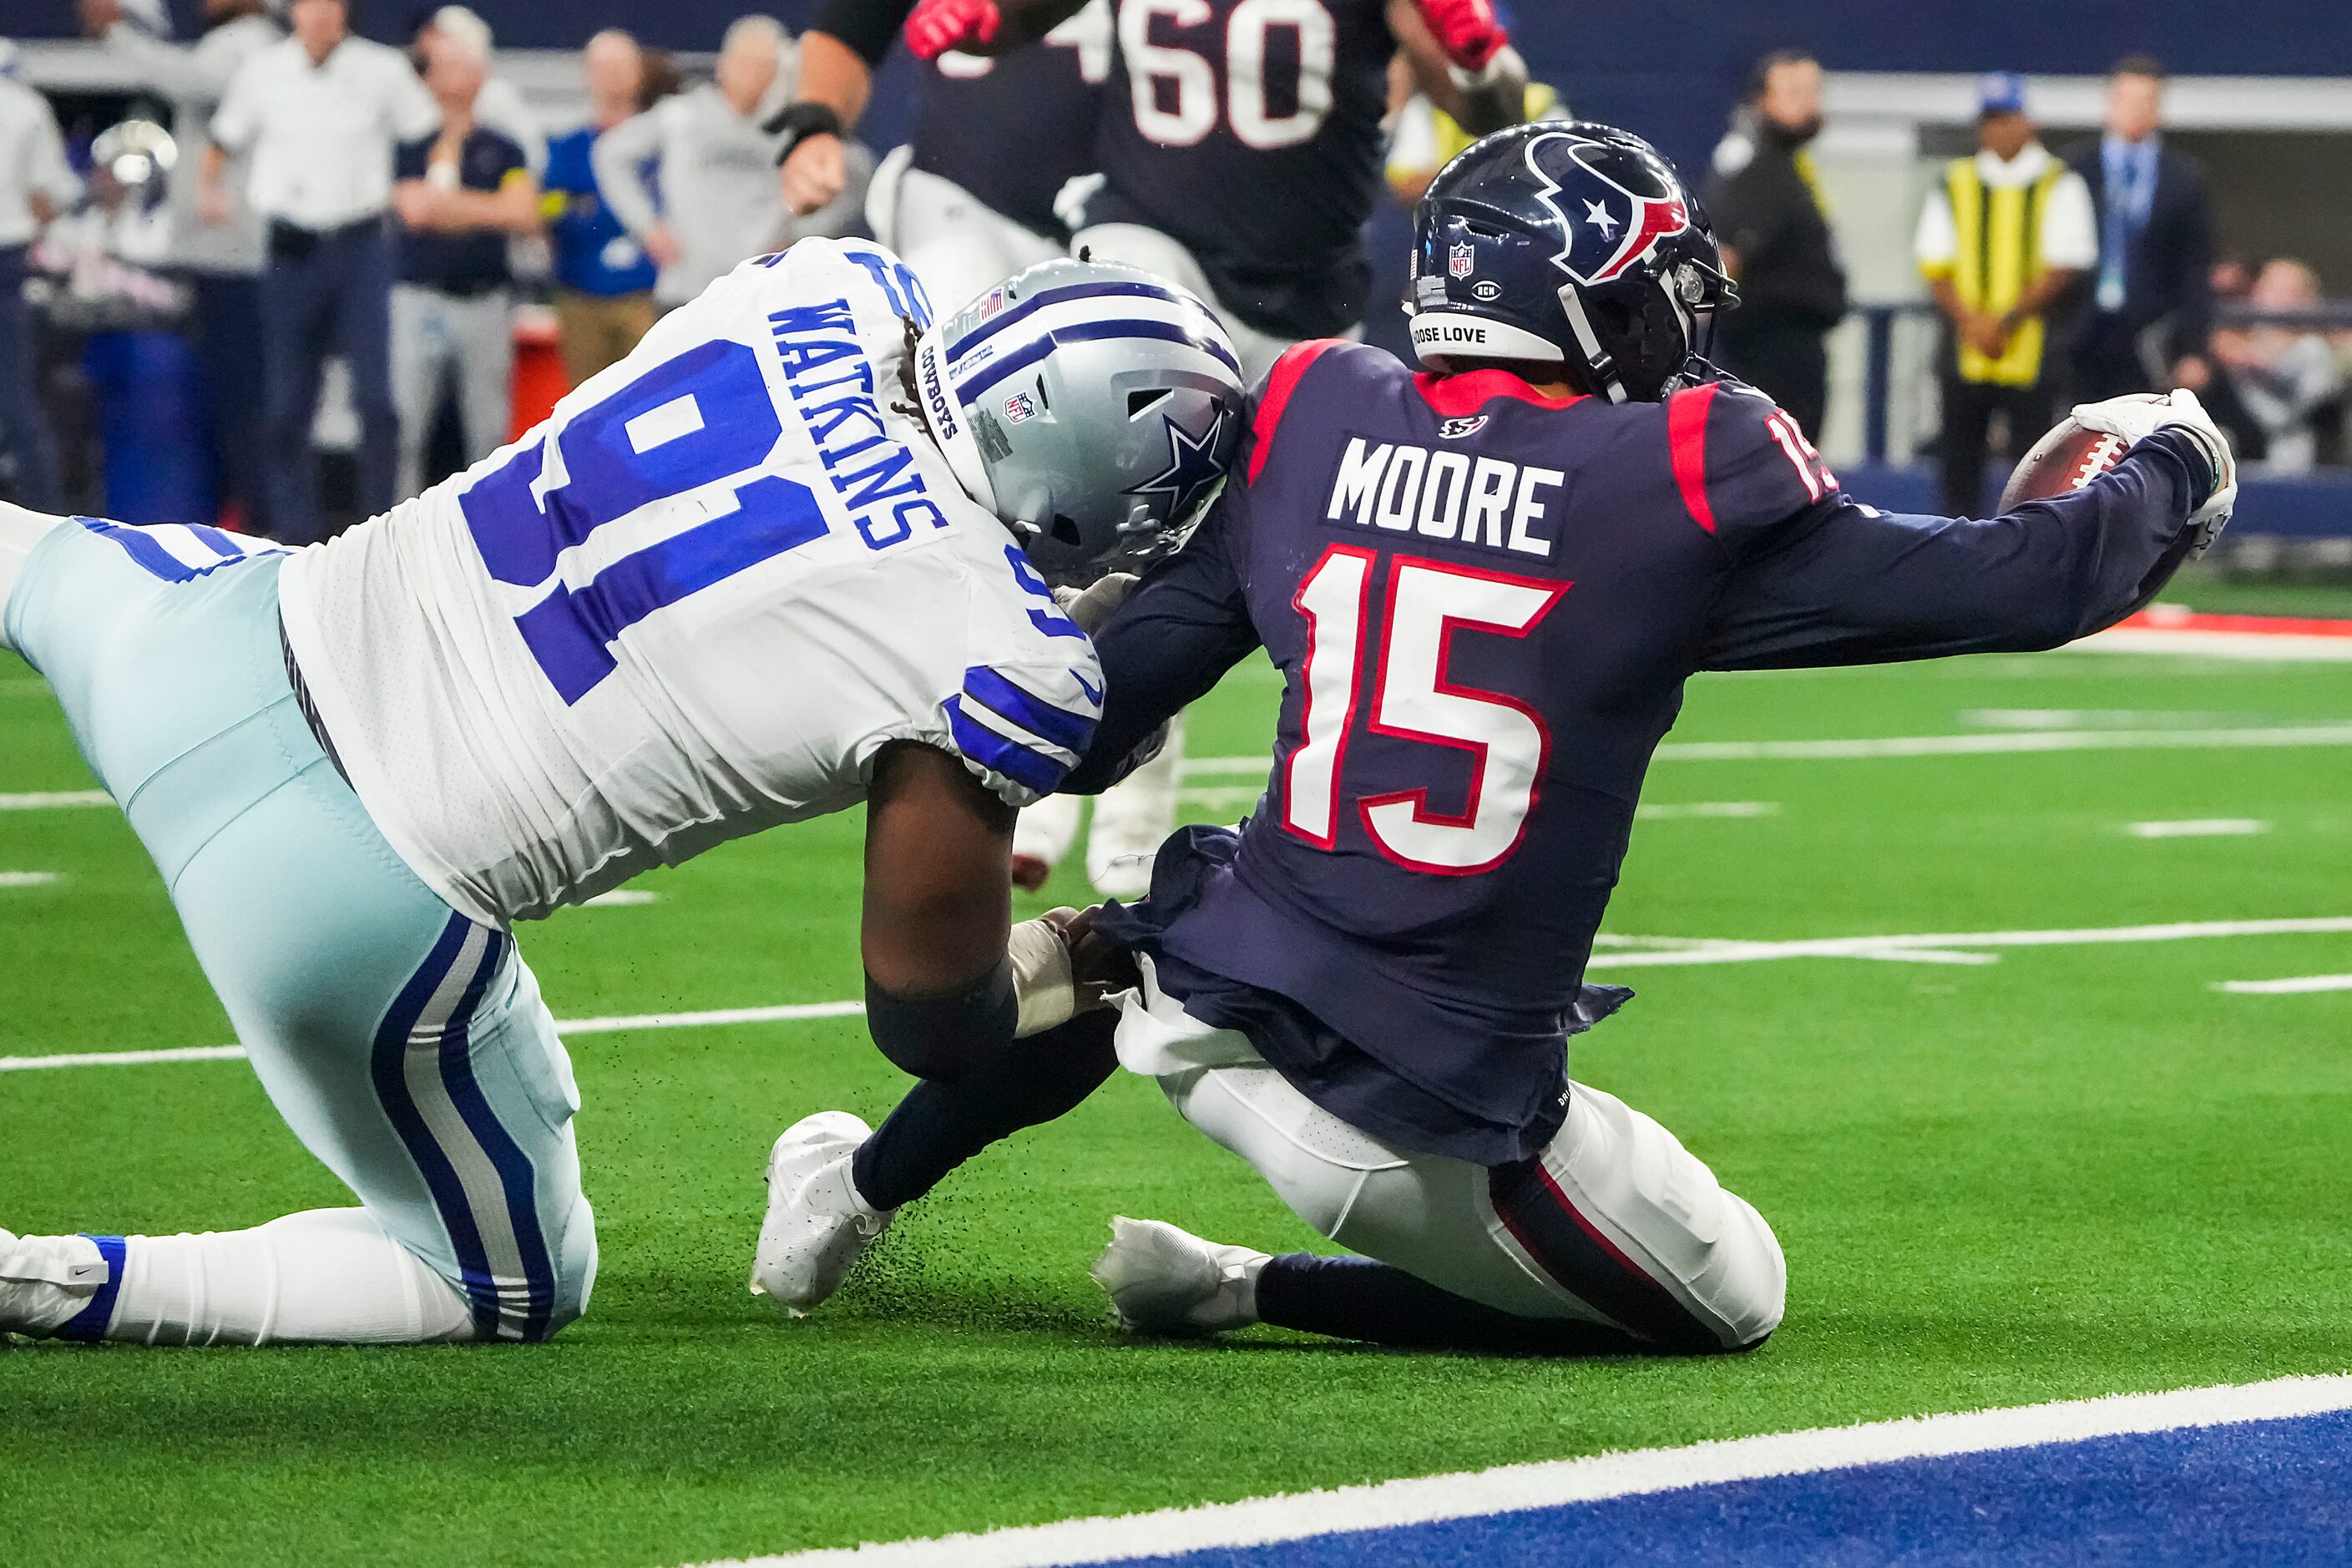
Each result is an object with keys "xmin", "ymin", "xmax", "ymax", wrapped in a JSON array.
[{"xmin": 534, "ymin": 1193, "xmax": 599, "ymax": 1343}]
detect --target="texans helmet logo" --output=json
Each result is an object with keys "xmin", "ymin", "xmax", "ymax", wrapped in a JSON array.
[{"xmin": 1525, "ymin": 130, "xmax": 1692, "ymax": 286}]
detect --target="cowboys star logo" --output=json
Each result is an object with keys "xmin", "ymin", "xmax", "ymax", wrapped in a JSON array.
[
  {"xmin": 1525, "ymin": 129, "xmax": 1692, "ymax": 286},
  {"xmin": 1126, "ymin": 407, "xmax": 1229, "ymax": 524}
]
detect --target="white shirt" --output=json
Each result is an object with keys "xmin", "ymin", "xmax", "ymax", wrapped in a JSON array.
[
  {"xmin": 210, "ymin": 35, "xmax": 440, "ymax": 230},
  {"xmin": 0, "ymin": 76, "xmax": 81, "ymax": 249},
  {"xmin": 279, "ymin": 238, "xmax": 1104, "ymax": 927},
  {"xmin": 104, "ymin": 14, "xmax": 281, "ymax": 272},
  {"xmin": 1914, "ymin": 143, "xmax": 2098, "ymax": 273}
]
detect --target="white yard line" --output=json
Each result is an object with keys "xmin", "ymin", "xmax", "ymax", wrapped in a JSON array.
[
  {"xmin": 1583, "ymin": 916, "xmax": 2352, "ymax": 970},
  {"xmin": 2127, "ymin": 819, "xmax": 2269, "ymax": 839},
  {"xmin": 691, "ymin": 1373, "xmax": 2352, "ymax": 1568},
  {"xmin": 2079, "ymin": 627, "xmax": 2352, "ymax": 661},
  {"xmin": 2213, "ymin": 974, "xmax": 2352, "ymax": 995},
  {"xmin": 1183, "ymin": 724, "xmax": 2352, "ymax": 778},
  {"xmin": 0, "ymin": 791, "xmax": 110, "ymax": 810},
  {"xmin": 0, "ymin": 1000, "xmax": 867, "ymax": 1073},
  {"xmin": 13, "ymin": 916, "xmax": 2347, "ymax": 1073},
  {"xmin": 0, "ymin": 871, "xmax": 60, "ymax": 888},
  {"xmin": 1634, "ymin": 802, "xmax": 1778, "ymax": 820},
  {"xmin": 581, "ymin": 889, "xmax": 660, "ymax": 907}
]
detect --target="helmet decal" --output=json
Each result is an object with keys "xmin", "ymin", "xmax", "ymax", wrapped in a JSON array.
[
  {"xmin": 1125, "ymin": 406, "xmax": 1230, "ymax": 524},
  {"xmin": 1526, "ymin": 130, "xmax": 1692, "ymax": 287}
]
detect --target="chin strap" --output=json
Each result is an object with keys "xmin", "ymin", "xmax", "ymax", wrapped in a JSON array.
[{"xmin": 1555, "ymin": 283, "xmax": 1629, "ymax": 404}]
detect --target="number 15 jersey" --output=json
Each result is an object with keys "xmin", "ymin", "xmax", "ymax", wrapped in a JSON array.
[
  {"xmin": 1078, "ymin": 340, "xmax": 2206, "ymax": 1164},
  {"xmin": 279, "ymin": 240, "xmax": 1103, "ymax": 928}
]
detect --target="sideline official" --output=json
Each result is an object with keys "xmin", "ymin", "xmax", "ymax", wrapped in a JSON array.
[
  {"xmin": 1703, "ymin": 50, "xmax": 1846, "ymax": 440},
  {"xmin": 203, "ymin": 0, "xmax": 438, "ymax": 542},
  {"xmin": 1915, "ymin": 73, "xmax": 2095, "ymax": 516}
]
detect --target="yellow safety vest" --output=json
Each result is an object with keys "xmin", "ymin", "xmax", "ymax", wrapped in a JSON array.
[
  {"xmin": 1933, "ymin": 156, "xmax": 2066, "ymax": 387},
  {"xmin": 1419, "ymin": 84, "xmax": 1565, "ymax": 173}
]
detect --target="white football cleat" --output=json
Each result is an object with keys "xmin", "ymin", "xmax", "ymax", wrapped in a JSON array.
[
  {"xmin": 749, "ymin": 1112, "xmax": 895, "ymax": 1316},
  {"xmin": 1090, "ymin": 1216, "xmax": 1267, "ymax": 1337},
  {"xmin": 0, "ymin": 1228, "xmax": 111, "ymax": 1338}
]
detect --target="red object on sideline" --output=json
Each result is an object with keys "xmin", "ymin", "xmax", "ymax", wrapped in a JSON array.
[
  {"xmin": 508, "ymin": 308, "xmax": 567, "ymax": 443},
  {"xmin": 2118, "ymin": 606, "xmax": 2352, "ymax": 638}
]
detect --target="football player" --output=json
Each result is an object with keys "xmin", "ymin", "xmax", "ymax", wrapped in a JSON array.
[
  {"xmin": 906, "ymin": 0, "xmax": 1534, "ymax": 898},
  {"xmin": 771, "ymin": 0, "xmax": 1125, "ymax": 892},
  {"xmin": 776, "ymin": 0, "xmax": 1115, "ymax": 315},
  {"xmin": 751, "ymin": 124, "xmax": 2236, "ymax": 1353},
  {"xmin": 0, "ymin": 245, "xmax": 1243, "ymax": 1347}
]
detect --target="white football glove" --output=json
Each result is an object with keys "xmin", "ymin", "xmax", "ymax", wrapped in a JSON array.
[
  {"xmin": 2071, "ymin": 387, "xmax": 2236, "ymax": 555},
  {"xmin": 1052, "ymin": 572, "xmax": 1139, "ymax": 637},
  {"xmin": 2069, "ymin": 390, "xmax": 2169, "ymax": 447},
  {"xmin": 1008, "ymin": 908, "xmax": 1080, "ymax": 1037}
]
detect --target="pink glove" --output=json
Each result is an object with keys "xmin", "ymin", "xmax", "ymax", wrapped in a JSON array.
[
  {"xmin": 904, "ymin": 0, "xmax": 1002, "ymax": 60},
  {"xmin": 1414, "ymin": 0, "xmax": 1508, "ymax": 71}
]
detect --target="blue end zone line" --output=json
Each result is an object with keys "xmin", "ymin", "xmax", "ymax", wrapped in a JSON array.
[{"xmin": 690, "ymin": 1375, "xmax": 2352, "ymax": 1568}]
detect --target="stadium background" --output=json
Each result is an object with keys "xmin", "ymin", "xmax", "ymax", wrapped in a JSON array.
[{"xmin": 6, "ymin": 3, "xmax": 2352, "ymax": 1566}]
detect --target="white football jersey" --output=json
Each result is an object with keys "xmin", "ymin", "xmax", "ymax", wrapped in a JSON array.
[{"xmin": 279, "ymin": 239, "xmax": 1104, "ymax": 928}]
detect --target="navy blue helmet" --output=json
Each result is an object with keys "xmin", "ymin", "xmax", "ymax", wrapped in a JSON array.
[{"xmin": 1408, "ymin": 122, "xmax": 1736, "ymax": 403}]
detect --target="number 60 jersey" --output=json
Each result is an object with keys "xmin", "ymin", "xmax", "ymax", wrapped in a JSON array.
[{"xmin": 279, "ymin": 240, "xmax": 1104, "ymax": 928}]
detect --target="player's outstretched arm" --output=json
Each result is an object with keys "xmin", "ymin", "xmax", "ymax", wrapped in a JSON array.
[
  {"xmin": 1698, "ymin": 429, "xmax": 2224, "ymax": 671},
  {"xmin": 1060, "ymin": 503, "xmax": 1263, "ymax": 795},
  {"xmin": 860, "ymin": 741, "xmax": 1022, "ymax": 1079},
  {"xmin": 1389, "ymin": 0, "xmax": 1527, "ymax": 138}
]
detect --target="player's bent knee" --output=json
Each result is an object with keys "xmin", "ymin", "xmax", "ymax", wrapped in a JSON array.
[
  {"xmin": 1701, "ymin": 1199, "xmax": 1788, "ymax": 1353},
  {"xmin": 533, "ymin": 1194, "xmax": 600, "ymax": 1343}
]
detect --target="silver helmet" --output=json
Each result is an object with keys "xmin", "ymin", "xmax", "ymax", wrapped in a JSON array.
[{"xmin": 911, "ymin": 258, "xmax": 1247, "ymax": 583}]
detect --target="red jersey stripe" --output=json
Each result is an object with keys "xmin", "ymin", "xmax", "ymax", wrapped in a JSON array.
[
  {"xmin": 1667, "ymin": 382, "xmax": 1719, "ymax": 534},
  {"xmin": 1414, "ymin": 368, "xmax": 1583, "ymax": 418},
  {"xmin": 1247, "ymin": 339, "xmax": 1347, "ymax": 485}
]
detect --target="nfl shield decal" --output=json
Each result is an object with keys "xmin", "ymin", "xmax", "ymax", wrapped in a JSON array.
[{"xmin": 1449, "ymin": 241, "xmax": 1478, "ymax": 280}]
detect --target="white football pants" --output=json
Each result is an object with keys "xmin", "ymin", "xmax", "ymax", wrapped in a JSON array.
[
  {"xmin": 1114, "ymin": 959, "xmax": 1787, "ymax": 1350},
  {"xmin": 868, "ymin": 149, "xmax": 1069, "ymax": 317},
  {"xmin": 1070, "ymin": 221, "xmax": 1352, "ymax": 385}
]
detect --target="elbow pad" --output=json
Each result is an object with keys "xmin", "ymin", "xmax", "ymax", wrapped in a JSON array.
[{"xmin": 864, "ymin": 959, "xmax": 1016, "ymax": 1082}]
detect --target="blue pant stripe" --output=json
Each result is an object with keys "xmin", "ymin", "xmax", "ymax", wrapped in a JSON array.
[
  {"xmin": 370, "ymin": 913, "xmax": 505, "ymax": 1336},
  {"xmin": 435, "ymin": 929, "xmax": 557, "ymax": 1341},
  {"xmin": 77, "ymin": 518, "xmax": 197, "ymax": 583},
  {"xmin": 184, "ymin": 524, "xmax": 245, "ymax": 561},
  {"xmin": 52, "ymin": 1235, "xmax": 129, "ymax": 1343}
]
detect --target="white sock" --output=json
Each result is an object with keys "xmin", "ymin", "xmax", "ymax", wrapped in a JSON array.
[
  {"xmin": 101, "ymin": 1209, "xmax": 477, "ymax": 1346},
  {"xmin": 0, "ymin": 503, "xmax": 66, "ymax": 653}
]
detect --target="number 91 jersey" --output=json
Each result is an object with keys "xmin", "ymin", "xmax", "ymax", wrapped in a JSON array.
[{"xmin": 278, "ymin": 239, "xmax": 1104, "ymax": 928}]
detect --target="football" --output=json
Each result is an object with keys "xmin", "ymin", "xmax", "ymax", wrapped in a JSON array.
[{"xmin": 1997, "ymin": 395, "xmax": 2161, "ymax": 511}]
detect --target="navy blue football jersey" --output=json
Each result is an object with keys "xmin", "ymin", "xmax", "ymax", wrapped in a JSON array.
[
  {"xmin": 1076, "ymin": 342, "xmax": 2209, "ymax": 1163},
  {"xmin": 913, "ymin": 4, "xmax": 1110, "ymax": 238},
  {"xmin": 1090, "ymin": 0, "xmax": 1393, "ymax": 324}
]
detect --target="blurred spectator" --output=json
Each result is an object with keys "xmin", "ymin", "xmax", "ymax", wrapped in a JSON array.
[
  {"xmin": 2213, "ymin": 260, "xmax": 2344, "ymax": 473},
  {"xmin": 409, "ymin": 7, "xmax": 545, "ymax": 175},
  {"xmin": 1703, "ymin": 50, "xmax": 1847, "ymax": 439},
  {"xmin": 0, "ymin": 38, "xmax": 78, "ymax": 510},
  {"xmin": 544, "ymin": 29, "xmax": 657, "ymax": 386},
  {"xmin": 388, "ymin": 21, "xmax": 538, "ymax": 498},
  {"xmin": 594, "ymin": 16, "xmax": 872, "ymax": 311},
  {"xmin": 1916, "ymin": 73, "xmax": 2094, "ymax": 517},
  {"xmin": 2066, "ymin": 58, "xmax": 2213, "ymax": 402},
  {"xmin": 84, "ymin": 0, "xmax": 282, "ymax": 530},
  {"xmin": 205, "ymin": 0, "xmax": 439, "ymax": 541}
]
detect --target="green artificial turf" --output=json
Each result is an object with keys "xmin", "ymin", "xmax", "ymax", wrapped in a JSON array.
[{"xmin": 3, "ymin": 632, "xmax": 2350, "ymax": 1567}]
